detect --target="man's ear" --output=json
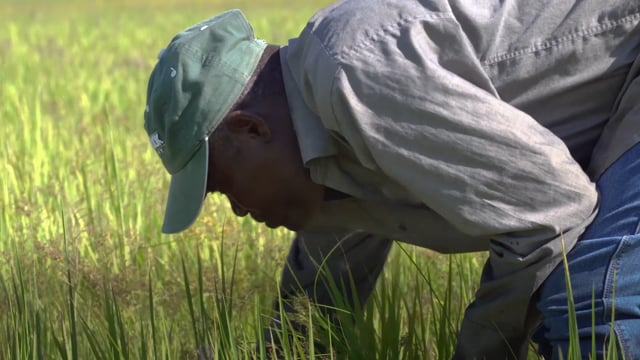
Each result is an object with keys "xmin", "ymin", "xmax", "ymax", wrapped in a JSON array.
[{"xmin": 224, "ymin": 110, "xmax": 271, "ymax": 142}]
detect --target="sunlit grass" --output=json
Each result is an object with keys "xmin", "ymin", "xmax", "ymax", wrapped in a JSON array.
[
  {"xmin": 0, "ymin": 0, "xmax": 622, "ymax": 359},
  {"xmin": 1, "ymin": 0, "xmax": 483, "ymax": 357}
]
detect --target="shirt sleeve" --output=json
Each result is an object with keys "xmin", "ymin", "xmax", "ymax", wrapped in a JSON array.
[
  {"xmin": 277, "ymin": 229, "xmax": 392, "ymax": 306},
  {"xmin": 311, "ymin": 15, "xmax": 599, "ymax": 357},
  {"xmin": 265, "ymin": 230, "xmax": 392, "ymax": 349}
]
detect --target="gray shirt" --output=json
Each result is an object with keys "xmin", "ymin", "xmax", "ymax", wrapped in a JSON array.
[{"xmin": 278, "ymin": 0, "xmax": 640, "ymax": 357}]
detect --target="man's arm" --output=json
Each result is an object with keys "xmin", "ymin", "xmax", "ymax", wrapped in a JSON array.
[
  {"xmin": 323, "ymin": 17, "xmax": 598, "ymax": 359},
  {"xmin": 285, "ymin": 6, "xmax": 598, "ymax": 357},
  {"xmin": 265, "ymin": 229, "xmax": 393, "ymax": 348}
]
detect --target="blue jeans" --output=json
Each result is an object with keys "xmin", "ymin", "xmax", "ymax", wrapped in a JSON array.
[{"xmin": 534, "ymin": 142, "xmax": 640, "ymax": 359}]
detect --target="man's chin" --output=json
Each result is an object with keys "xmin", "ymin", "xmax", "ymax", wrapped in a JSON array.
[
  {"xmin": 265, "ymin": 221, "xmax": 299, "ymax": 231},
  {"xmin": 264, "ymin": 221, "xmax": 280, "ymax": 229},
  {"xmin": 265, "ymin": 216, "xmax": 307, "ymax": 231}
]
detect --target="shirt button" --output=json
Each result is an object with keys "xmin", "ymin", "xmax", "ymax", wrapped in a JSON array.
[{"xmin": 398, "ymin": 224, "xmax": 407, "ymax": 232}]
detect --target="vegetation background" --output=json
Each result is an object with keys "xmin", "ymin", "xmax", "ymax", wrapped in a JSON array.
[{"xmin": 2, "ymin": 0, "xmax": 592, "ymax": 359}]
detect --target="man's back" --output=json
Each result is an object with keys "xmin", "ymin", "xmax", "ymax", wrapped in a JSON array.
[{"xmin": 293, "ymin": 0, "xmax": 640, "ymax": 174}]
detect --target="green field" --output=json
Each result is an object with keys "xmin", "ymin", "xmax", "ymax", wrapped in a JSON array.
[{"xmin": 1, "ymin": 1, "xmax": 599, "ymax": 359}]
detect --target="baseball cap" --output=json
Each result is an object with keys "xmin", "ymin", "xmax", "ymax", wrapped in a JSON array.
[{"xmin": 144, "ymin": 9, "xmax": 267, "ymax": 234}]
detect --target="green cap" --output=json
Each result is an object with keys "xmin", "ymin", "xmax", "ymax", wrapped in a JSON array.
[{"xmin": 144, "ymin": 9, "xmax": 267, "ymax": 234}]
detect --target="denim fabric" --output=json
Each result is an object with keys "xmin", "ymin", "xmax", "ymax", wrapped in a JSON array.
[{"xmin": 535, "ymin": 142, "xmax": 640, "ymax": 359}]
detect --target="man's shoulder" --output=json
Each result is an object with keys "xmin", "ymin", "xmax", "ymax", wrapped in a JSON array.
[{"xmin": 301, "ymin": 0, "xmax": 439, "ymax": 62}]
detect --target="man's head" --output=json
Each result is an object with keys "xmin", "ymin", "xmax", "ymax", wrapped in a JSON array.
[{"xmin": 144, "ymin": 10, "xmax": 324, "ymax": 234}]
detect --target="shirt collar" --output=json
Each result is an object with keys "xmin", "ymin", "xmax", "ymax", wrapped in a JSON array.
[{"xmin": 280, "ymin": 42, "xmax": 337, "ymax": 165}]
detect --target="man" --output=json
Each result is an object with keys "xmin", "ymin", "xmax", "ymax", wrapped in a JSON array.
[{"xmin": 143, "ymin": 0, "xmax": 640, "ymax": 358}]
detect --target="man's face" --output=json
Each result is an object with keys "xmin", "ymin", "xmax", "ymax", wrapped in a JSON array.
[{"xmin": 205, "ymin": 114, "xmax": 324, "ymax": 230}]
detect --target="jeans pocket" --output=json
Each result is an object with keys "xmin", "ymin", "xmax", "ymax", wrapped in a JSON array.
[{"xmin": 601, "ymin": 236, "xmax": 631, "ymax": 317}]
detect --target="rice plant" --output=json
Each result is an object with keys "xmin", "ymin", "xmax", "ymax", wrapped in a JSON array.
[{"xmin": 0, "ymin": 0, "xmax": 625, "ymax": 359}]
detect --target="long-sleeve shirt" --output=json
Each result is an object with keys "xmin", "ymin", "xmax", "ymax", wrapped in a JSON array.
[{"xmin": 277, "ymin": 0, "xmax": 640, "ymax": 357}]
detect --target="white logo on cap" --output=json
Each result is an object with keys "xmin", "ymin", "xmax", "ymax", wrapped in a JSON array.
[
  {"xmin": 170, "ymin": 67, "xmax": 177, "ymax": 78},
  {"xmin": 149, "ymin": 132, "xmax": 166, "ymax": 155}
]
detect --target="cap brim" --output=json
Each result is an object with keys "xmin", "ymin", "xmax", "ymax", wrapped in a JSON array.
[{"xmin": 161, "ymin": 139, "xmax": 209, "ymax": 234}]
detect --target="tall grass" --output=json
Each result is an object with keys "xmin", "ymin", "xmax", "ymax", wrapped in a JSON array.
[
  {"xmin": 0, "ymin": 0, "xmax": 624, "ymax": 359},
  {"xmin": 0, "ymin": 1, "xmax": 485, "ymax": 356}
]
